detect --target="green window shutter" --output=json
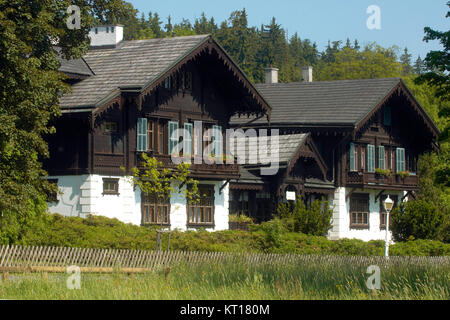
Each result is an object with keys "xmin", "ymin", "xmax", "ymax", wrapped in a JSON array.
[
  {"xmin": 378, "ymin": 146, "xmax": 385, "ymax": 169},
  {"xmin": 137, "ymin": 118, "xmax": 147, "ymax": 152},
  {"xmin": 168, "ymin": 121, "xmax": 179, "ymax": 155},
  {"xmin": 367, "ymin": 145, "xmax": 375, "ymax": 172},
  {"xmin": 212, "ymin": 125, "xmax": 222, "ymax": 157},
  {"xmin": 384, "ymin": 105, "xmax": 391, "ymax": 126},
  {"xmin": 396, "ymin": 148, "xmax": 405, "ymax": 172},
  {"xmin": 183, "ymin": 123, "xmax": 193, "ymax": 156},
  {"xmin": 349, "ymin": 143, "xmax": 356, "ymax": 171}
]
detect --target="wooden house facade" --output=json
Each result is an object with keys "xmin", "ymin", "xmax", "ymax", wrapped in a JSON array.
[
  {"xmin": 47, "ymin": 26, "xmax": 270, "ymax": 231},
  {"xmin": 231, "ymin": 73, "xmax": 440, "ymax": 240}
]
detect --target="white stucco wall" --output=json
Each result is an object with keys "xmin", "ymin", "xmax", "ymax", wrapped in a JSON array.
[
  {"xmin": 328, "ymin": 187, "xmax": 404, "ymax": 241},
  {"xmin": 47, "ymin": 175, "xmax": 229, "ymax": 231}
]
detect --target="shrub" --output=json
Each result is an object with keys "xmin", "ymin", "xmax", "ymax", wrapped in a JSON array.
[
  {"xmin": 391, "ymin": 199, "xmax": 447, "ymax": 242},
  {"xmin": 275, "ymin": 198, "xmax": 333, "ymax": 236}
]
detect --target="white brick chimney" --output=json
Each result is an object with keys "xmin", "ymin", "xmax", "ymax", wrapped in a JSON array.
[
  {"xmin": 302, "ymin": 66, "xmax": 313, "ymax": 82},
  {"xmin": 89, "ymin": 25, "xmax": 124, "ymax": 48},
  {"xmin": 264, "ymin": 67, "xmax": 279, "ymax": 84}
]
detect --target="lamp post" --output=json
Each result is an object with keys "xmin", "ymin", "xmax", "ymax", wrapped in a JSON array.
[{"xmin": 383, "ymin": 195, "xmax": 394, "ymax": 257}]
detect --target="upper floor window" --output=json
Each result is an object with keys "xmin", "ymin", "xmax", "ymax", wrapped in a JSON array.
[
  {"xmin": 396, "ymin": 148, "xmax": 406, "ymax": 172},
  {"xmin": 349, "ymin": 143, "xmax": 357, "ymax": 171},
  {"xmin": 367, "ymin": 144, "xmax": 375, "ymax": 172},
  {"xmin": 378, "ymin": 146, "xmax": 386, "ymax": 170}
]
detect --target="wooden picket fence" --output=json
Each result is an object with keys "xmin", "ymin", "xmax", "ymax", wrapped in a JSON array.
[
  {"xmin": 0, "ymin": 245, "xmax": 299, "ymax": 273},
  {"xmin": 1, "ymin": 245, "xmax": 448, "ymax": 274}
]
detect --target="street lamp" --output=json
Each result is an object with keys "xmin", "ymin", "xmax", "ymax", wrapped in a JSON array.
[{"xmin": 383, "ymin": 195, "xmax": 394, "ymax": 257}]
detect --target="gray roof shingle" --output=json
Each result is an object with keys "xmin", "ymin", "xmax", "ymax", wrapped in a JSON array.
[
  {"xmin": 59, "ymin": 35, "xmax": 210, "ymax": 108},
  {"xmin": 231, "ymin": 78, "xmax": 401, "ymax": 126},
  {"xmin": 230, "ymin": 133, "xmax": 309, "ymax": 166}
]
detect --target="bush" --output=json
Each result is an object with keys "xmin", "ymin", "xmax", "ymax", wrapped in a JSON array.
[
  {"xmin": 391, "ymin": 199, "xmax": 447, "ymax": 242},
  {"xmin": 275, "ymin": 198, "xmax": 333, "ymax": 236},
  {"xmin": 5, "ymin": 213, "xmax": 449, "ymax": 256}
]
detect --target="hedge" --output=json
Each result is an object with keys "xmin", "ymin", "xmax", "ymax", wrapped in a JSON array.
[{"xmin": 7, "ymin": 214, "xmax": 450, "ymax": 256}]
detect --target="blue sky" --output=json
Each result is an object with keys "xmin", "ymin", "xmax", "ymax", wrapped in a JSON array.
[{"xmin": 129, "ymin": 0, "xmax": 449, "ymax": 61}]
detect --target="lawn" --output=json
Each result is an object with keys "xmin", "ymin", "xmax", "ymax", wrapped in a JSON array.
[{"xmin": 1, "ymin": 255, "xmax": 448, "ymax": 300}]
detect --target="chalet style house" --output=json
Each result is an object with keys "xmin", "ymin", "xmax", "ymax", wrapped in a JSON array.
[
  {"xmin": 230, "ymin": 67, "xmax": 440, "ymax": 241},
  {"xmin": 48, "ymin": 25, "xmax": 439, "ymax": 241},
  {"xmin": 47, "ymin": 25, "xmax": 270, "ymax": 231}
]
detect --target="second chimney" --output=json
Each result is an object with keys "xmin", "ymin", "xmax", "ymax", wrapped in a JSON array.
[
  {"xmin": 89, "ymin": 25, "xmax": 124, "ymax": 48},
  {"xmin": 264, "ymin": 67, "xmax": 279, "ymax": 84},
  {"xmin": 302, "ymin": 66, "xmax": 313, "ymax": 83}
]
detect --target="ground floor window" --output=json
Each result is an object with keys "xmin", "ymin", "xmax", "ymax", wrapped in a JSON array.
[
  {"xmin": 142, "ymin": 193, "xmax": 170, "ymax": 225},
  {"xmin": 187, "ymin": 185, "xmax": 214, "ymax": 226},
  {"xmin": 379, "ymin": 195, "xmax": 398, "ymax": 230},
  {"xmin": 229, "ymin": 190, "xmax": 249, "ymax": 215},
  {"xmin": 350, "ymin": 194, "xmax": 369, "ymax": 229}
]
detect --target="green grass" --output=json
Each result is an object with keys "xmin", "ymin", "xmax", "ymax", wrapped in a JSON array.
[{"xmin": 1, "ymin": 255, "xmax": 448, "ymax": 300}]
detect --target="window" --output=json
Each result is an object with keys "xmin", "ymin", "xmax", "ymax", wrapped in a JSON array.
[
  {"xmin": 378, "ymin": 146, "xmax": 385, "ymax": 169},
  {"xmin": 111, "ymin": 26, "xmax": 114, "ymax": 33},
  {"xmin": 147, "ymin": 120, "xmax": 155, "ymax": 150},
  {"xmin": 168, "ymin": 121, "xmax": 179, "ymax": 156},
  {"xmin": 230, "ymin": 190, "xmax": 249, "ymax": 215},
  {"xmin": 106, "ymin": 27, "xmax": 109, "ymax": 33},
  {"xmin": 157, "ymin": 120, "xmax": 166, "ymax": 154},
  {"xmin": 409, "ymin": 154, "xmax": 417, "ymax": 175},
  {"xmin": 137, "ymin": 118, "xmax": 148, "ymax": 152},
  {"xmin": 380, "ymin": 195, "xmax": 398, "ymax": 230},
  {"xmin": 142, "ymin": 193, "xmax": 170, "ymax": 225},
  {"xmin": 105, "ymin": 122, "xmax": 118, "ymax": 134},
  {"xmin": 367, "ymin": 144, "xmax": 375, "ymax": 172},
  {"xmin": 384, "ymin": 105, "xmax": 391, "ymax": 126},
  {"xmin": 350, "ymin": 194, "xmax": 369, "ymax": 229},
  {"xmin": 103, "ymin": 178, "xmax": 119, "ymax": 195},
  {"xmin": 349, "ymin": 143, "xmax": 357, "ymax": 171},
  {"xmin": 164, "ymin": 77, "xmax": 172, "ymax": 90},
  {"xmin": 95, "ymin": 28, "xmax": 98, "ymax": 34},
  {"xmin": 212, "ymin": 125, "xmax": 223, "ymax": 157},
  {"xmin": 360, "ymin": 147, "xmax": 365, "ymax": 171},
  {"xmin": 396, "ymin": 148, "xmax": 406, "ymax": 172},
  {"xmin": 183, "ymin": 123, "xmax": 193, "ymax": 156},
  {"xmin": 187, "ymin": 185, "xmax": 214, "ymax": 226}
]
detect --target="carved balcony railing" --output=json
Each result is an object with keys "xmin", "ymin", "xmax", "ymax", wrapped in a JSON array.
[
  {"xmin": 346, "ymin": 171, "xmax": 419, "ymax": 189},
  {"xmin": 135, "ymin": 153, "xmax": 240, "ymax": 179}
]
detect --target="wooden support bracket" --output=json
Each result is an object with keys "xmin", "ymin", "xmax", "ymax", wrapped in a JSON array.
[{"xmin": 219, "ymin": 179, "xmax": 231, "ymax": 195}]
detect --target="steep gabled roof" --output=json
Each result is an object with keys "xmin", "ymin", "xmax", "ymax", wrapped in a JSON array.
[
  {"xmin": 230, "ymin": 133, "xmax": 328, "ymax": 185},
  {"xmin": 58, "ymin": 35, "xmax": 271, "ymax": 115},
  {"xmin": 232, "ymin": 78, "xmax": 401, "ymax": 126}
]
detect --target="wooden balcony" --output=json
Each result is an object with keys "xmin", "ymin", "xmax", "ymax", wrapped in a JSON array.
[
  {"xmin": 136, "ymin": 153, "xmax": 240, "ymax": 180},
  {"xmin": 346, "ymin": 171, "xmax": 419, "ymax": 190}
]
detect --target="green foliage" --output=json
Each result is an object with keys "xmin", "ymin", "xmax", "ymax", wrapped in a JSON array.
[
  {"xmin": 315, "ymin": 44, "xmax": 403, "ymax": 81},
  {"xmin": 391, "ymin": 199, "xmax": 448, "ymax": 242},
  {"xmin": 8, "ymin": 214, "xmax": 450, "ymax": 256},
  {"xmin": 274, "ymin": 198, "xmax": 333, "ymax": 236},
  {"xmin": 375, "ymin": 168, "xmax": 392, "ymax": 177},
  {"xmin": 228, "ymin": 214, "xmax": 254, "ymax": 223},
  {"xmin": 124, "ymin": 153, "xmax": 199, "ymax": 203}
]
